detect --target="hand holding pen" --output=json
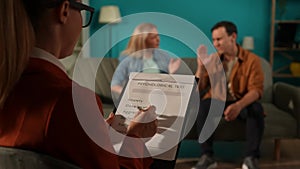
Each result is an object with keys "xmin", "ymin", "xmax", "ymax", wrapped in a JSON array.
[{"xmin": 127, "ymin": 105, "xmax": 158, "ymax": 138}]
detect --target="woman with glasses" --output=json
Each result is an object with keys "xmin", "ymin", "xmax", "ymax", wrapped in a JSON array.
[{"xmin": 0, "ymin": 0, "xmax": 157, "ymax": 168}]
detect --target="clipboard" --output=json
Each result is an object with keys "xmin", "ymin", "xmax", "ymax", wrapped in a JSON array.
[{"xmin": 112, "ymin": 72, "xmax": 197, "ymax": 161}]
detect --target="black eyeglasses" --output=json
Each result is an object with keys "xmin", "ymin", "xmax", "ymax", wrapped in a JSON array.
[
  {"xmin": 46, "ymin": 0, "xmax": 95, "ymax": 28},
  {"xmin": 69, "ymin": 0, "xmax": 94, "ymax": 28}
]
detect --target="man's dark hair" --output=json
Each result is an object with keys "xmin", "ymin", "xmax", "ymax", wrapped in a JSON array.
[{"xmin": 211, "ymin": 21, "xmax": 238, "ymax": 36}]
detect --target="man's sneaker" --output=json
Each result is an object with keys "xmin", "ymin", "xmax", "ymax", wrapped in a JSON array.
[
  {"xmin": 242, "ymin": 156, "xmax": 260, "ymax": 169},
  {"xmin": 191, "ymin": 154, "xmax": 217, "ymax": 169}
]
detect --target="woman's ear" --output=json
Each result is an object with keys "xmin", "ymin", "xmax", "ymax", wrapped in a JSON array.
[{"xmin": 58, "ymin": 1, "xmax": 70, "ymax": 25}]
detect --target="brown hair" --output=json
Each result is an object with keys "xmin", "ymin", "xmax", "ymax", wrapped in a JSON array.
[
  {"xmin": 211, "ymin": 21, "xmax": 238, "ymax": 36},
  {"xmin": 0, "ymin": 0, "xmax": 34, "ymax": 108}
]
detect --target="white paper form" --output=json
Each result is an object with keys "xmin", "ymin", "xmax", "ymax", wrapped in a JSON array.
[{"xmin": 113, "ymin": 72, "xmax": 195, "ymax": 161}]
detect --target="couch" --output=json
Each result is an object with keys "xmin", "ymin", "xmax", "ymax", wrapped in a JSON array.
[
  {"xmin": 0, "ymin": 146, "xmax": 80, "ymax": 169},
  {"xmin": 60, "ymin": 56, "xmax": 300, "ymax": 160}
]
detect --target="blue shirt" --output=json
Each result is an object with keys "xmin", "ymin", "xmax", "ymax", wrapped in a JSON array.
[{"xmin": 111, "ymin": 49, "xmax": 171, "ymax": 87}]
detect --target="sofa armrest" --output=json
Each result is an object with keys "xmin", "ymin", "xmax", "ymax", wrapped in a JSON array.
[
  {"xmin": 0, "ymin": 146, "xmax": 80, "ymax": 169},
  {"xmin": 273, "ymin": 82, "xmax": 300, "ymax": 137}
]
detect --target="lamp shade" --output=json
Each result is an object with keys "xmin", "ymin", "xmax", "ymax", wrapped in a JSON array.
[
  {"xmin": 242, "ymin": 36, "xmax": 254, "ymax": 50},
  {"xmin": 99, "ymin": 5, "xmax": 121, "ymax": 24}
]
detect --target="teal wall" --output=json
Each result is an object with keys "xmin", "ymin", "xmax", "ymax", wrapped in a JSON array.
[{"xmin": 89, "ymin": 0, "xmax": 270, "ymax": 59}]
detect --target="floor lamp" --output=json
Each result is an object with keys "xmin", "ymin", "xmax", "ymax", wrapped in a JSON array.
[{"xmin": 99, "ymin": 5, "xmax": 122, "ymax": 57}]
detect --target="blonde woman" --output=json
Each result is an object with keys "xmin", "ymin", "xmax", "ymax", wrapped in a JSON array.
[
  {"xmin": 111, "ymin": 23, "xmax": 181, "ymax": 95},
  {"xmin": 0, "ymin": 0, "xmax": 157, "ymax": 168}
]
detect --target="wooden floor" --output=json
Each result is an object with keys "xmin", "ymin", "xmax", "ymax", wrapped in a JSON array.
[{"xmin": 175, "ymin": 139, "xmax": 300, "ymax": 169}]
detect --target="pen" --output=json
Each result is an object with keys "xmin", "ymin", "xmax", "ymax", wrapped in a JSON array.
[{"xmin": 137, "ymin": 106, "xmax": 148, "ymax": 111}]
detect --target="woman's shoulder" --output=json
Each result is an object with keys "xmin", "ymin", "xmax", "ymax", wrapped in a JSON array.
[
  {"xmin": 118, "ymin": 54, "xmax": 127, "ymax": 62},
  {"xmin": 153, "ymin": 49, "xmax": 171, "ymax": 59}
]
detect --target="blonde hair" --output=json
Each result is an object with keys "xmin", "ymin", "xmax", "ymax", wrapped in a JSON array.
[
  {"xmin": 121, "ymin": 23, "xmax": 157, "ymax": 58},
  {"xmin": 0, "ymin": 0, "xmax": 34, "ymax": 108}
]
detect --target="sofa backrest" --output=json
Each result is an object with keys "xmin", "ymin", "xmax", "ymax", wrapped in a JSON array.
[
  {"xmin": 176, "ymin": 58, "xmax": 198, "ymax": 74},
  {"xmin": 260, "ymin": 57, "xmax": 273, "ymax": 103},
  {"xmin": 61, "ymin": 56, "xmax": 273, "ymax": 103},
  {"xmin": 95, "ymin": 58, "xmax": 119, "ymax": 102},
  {"xmin": 65, "ymin": 57, "xmax": 118, "ymax": 103}
]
